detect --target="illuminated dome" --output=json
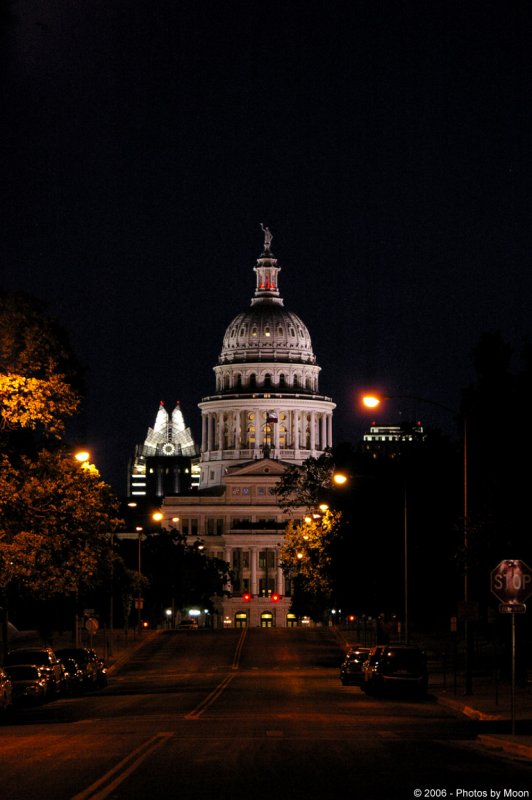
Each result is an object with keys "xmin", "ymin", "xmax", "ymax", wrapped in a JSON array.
[
  {"xmin": 219, "ymin": 241, "xmax": 315, "ymax": 366},
  {"xmin": 220, "ymin": 305, "xmax": 315, "ymax": 365},
  {"xmin": 199, "ymin": 226, "xmax": 335, "ymax": 490}
]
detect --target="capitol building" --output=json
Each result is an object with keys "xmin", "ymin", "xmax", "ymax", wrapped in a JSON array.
[{"xmin": 162, "ymin": 228, "xmax": 335, "ymax": 627}]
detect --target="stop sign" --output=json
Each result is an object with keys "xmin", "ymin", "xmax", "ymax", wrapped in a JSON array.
[{"xmin": 491, "ymin": 559, "xmax": 532, "ymax": 604}]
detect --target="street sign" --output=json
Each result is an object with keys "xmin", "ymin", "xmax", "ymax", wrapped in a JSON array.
[
  {"xmin": 490, "ymin": 559, "xmax": 532, "ymax": 605},
  {"xmin": 84, "ymin": 617, "xmax": 99, "ymax": 634},
  {"xmin": 499, "ymin": 603, "xmax": 526, "ymax": 615}
]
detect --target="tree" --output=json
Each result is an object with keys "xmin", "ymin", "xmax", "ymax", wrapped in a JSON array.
[
  {"xmin": 280, "ymin": 509, "xmax": 342, "ymax": 620},
  {"xmin": 0, "ymin": 292, "xmax": 82, "ymax": 441},
  {"xmin": 0, "ymin": 449, "xmax": 121, "ymax": 597},
  {"xmin": 272, "ymin": 449, "xmax": 337, "ymax": 511},
  {"xmin": 140, "ymin": 529, "xmax": 230, "ymax": 623},
  {"xmin": 0, "ymin": 292, "xmax": 120, "ymax": 647}
]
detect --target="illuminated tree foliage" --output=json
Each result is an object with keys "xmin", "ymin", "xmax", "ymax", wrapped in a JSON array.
[
  {"xmin": 279, "ymin": 508, "xmax": 343, "ymax": 621},
  {"xmin": 0, "ymin": 293, "xmax": 120, "ymax": 612},
  {"xmin": 0, "ymin": 292, "xmax": 82, "ymax": 438},
  {"xmin": 0, "ymin": 373, "xmax": 79, "ymax": 436},
  {"xmin": 0, "ymin": 449, "xmax": 121, "ymax": 597}
]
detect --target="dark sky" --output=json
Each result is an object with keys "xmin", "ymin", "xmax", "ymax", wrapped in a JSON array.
[{"xmin": 1, "ymin": 1, "xmax": 532, "ymax": 492}]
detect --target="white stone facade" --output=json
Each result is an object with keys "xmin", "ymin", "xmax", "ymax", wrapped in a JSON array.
[{"xmin": 162, "ymin": 232, "xmax": 335, "ymax": 627}]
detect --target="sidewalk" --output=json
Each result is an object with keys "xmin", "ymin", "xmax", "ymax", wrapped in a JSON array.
[{"xmin": 432, "ymin": 672, "xmax": 532, "ymax": 761}]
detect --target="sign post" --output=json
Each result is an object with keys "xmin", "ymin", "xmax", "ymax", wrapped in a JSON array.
[{"xmin": 490, "ymin": 559, "xmax": 532, "ymax": 735}]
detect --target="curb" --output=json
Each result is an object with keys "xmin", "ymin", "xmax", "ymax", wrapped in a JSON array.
[
  {"xmin": 477, "ymin": 734, "xmax": 532, "ymax": 760},
  {"xmin": 435, "ymin": 692, "xmax": 532, "ymax": 762},
  {"xmin": 435, "ymin": 693, "xmax": 502, "ymax": 721}
]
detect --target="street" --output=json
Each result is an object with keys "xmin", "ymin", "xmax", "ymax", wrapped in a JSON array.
[{"xmin": 1, "ymin": 629, "xmax": 530, "ymax": 800}]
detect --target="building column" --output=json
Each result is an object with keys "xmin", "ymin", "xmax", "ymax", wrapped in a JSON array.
[
  {"xmin": 310, "ymin": 411, "xmax": 316, "ymax": 451},
  {"xmin": 201, "ymin": 413, "xmax": 207, "ymax": 452},
  {"xmin": 250, "ymin": 547, "xmax": 258, "ymax": 596},
  {"xmin": 235, "ymin": 410, "xmax": 241, "ymax": 450},
  {"xmin": 327, "ymin": 413, "xmax": 333, "ymax": 447},
  {"xmin": 207, "ymin": 412, "xmax": 213, "ymax": 452},
  {"xmin": 217, "ymin": 411, "xmax": 224, "ymax": 451},
  {"xmin": 320, "ymin": 413, "xmax": 327, "ymax": 450},
  {"xmin": 273, "ymin": 409, "xmax": 280, "ymax": 450},
  {"xmin": 277, "ymin": 562, "xmax": 284, "ymax": 595},
  {"xmin": 293, "ymin": 410, "xmax": 299, "ymax": 449},
  {"xmin": 254, "ymin": 413, "xmax": 262, "ymax": 453}
]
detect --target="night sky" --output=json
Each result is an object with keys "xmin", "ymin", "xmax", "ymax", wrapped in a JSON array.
[{"xmin": 1, "ymin": 1, "xmax": 531, "ymax": 492}]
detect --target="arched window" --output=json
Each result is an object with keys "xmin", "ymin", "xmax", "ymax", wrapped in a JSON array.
[
  {"xmin": 279, "ymin": 373, "xmax": 286, "ymax": 388},
  {"xmin": 249, "ymin": 373, "xmax": 257, "ymax": 389},
  {"xmin": 264, "ymin": 373, "xmax": 272, "ymax": 387},
  {"xmin": 247, "ymin": 425, "xmax": 256, "ymax": 446}
]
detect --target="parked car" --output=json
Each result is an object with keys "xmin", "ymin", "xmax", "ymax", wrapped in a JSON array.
[
  {"xmin": 58, "ymin": 657, "xmax": 86, "ymax": 695},
  {"xmin": 178, "ymin": 619, "xmax": 198, "ymax": 630},
  {"xmin": 4, "ymin": 665, "xmax": 49, "ymax": 705},
  {"xmin": 56, "ymin": 648, "xmax": 107, "ymax": 689},
  {"xmin": 0, "ymin": 666, "xmax": 14, "ymax": 716},
  {"xmin": 339, "ymin": 646, "xmax": 371, "ymax": 686},
  {"xmin": 361, "ymin": 644, "xmax": 428, "ymax": 698},
  {"xmin": 4, "ymin": 647, "xmax": 64, "ymax": 695}
]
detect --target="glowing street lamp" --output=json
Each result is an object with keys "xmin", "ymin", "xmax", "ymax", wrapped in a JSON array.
[
  {"xmin": 361, "ymin": 395, "xmax": 381, "ymax": 410},
  {"xmin": 333, "ymin": 472, "xmax": 348, "ymax": 486}
]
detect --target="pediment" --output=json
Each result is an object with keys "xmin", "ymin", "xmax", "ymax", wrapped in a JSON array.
[{"xmin": 225, "ymin": 457, "xmax": 290, "ymax": 480}]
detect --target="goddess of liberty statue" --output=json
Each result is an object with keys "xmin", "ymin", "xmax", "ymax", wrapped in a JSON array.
[{"xmin": 260, "ymin": 223, "xmax": 273, "ymax": 252}]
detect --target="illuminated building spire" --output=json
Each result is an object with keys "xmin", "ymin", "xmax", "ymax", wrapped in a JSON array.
[
  {"xmin": 153, "ymin": 401, "xmax": 169, "ymax": 436},
  {"xmin": 253, "ymin": 224, "xmax": 282, "ymax": 307}
]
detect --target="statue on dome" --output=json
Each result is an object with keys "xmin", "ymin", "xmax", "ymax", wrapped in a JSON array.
[{"xmin": 260, "ymin": 223, "xmax": 273, "ymax": 252}]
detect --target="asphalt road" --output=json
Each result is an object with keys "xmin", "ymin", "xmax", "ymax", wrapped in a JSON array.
[{"xmin": 1, "ymin": 629, "xmax": 530, "ymax": 800}]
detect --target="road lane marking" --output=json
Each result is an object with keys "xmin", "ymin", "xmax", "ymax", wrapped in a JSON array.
[
  {"xmin": 71, "ymin": 732, "xmax": 174, "ymax": 800},
  {"xmin": 185, "ymin": 673, "xmax": 235, "ymax": 719},
  {"xmin": 185, "ymin": 628, "xmax": 247, "ymax": 719},
  {"xmin": 185, "ymin": 628, "xmax": 246, "ymax": 719},
  {"xmin": 232, "ymin": 627, "xmax": 247, "ymax": 669}
]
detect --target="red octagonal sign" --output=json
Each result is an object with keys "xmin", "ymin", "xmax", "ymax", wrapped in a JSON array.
[{"xmin": 491, "ymin": 559, "xmax": 532, "ymax": 604}]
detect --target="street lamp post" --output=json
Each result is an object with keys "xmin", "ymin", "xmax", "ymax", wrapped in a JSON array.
[
  {"xmin": 136, "ymin": 527, "xmax": 143, "ymax": 634},
  {"xmin": 361, "ymin": 393, "xmax": 471, "ymax": 689}
]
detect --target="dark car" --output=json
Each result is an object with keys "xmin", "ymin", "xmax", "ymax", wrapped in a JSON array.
[
  {"xmin": 339, "ymin": 646, "xmax": 371, "ymax": 686},
  {"xmin": 56, "ymin": 648, "xmax": 107, "ymax": 688},
  {"xmin": 362, "ymin": 644, "xmax": 428, "ymax": 698},
  {"xmin": 4, "ymin": 647, "xmax": 64, "ymax": 695},
  {"xmin": 58, "ymin": 657, "xmax": 86, "ymax": 695},
  {"xmin": 0, "ymin": 666, "xmax": 14, "ymax": 716},
  {"xmin": 5, "ymin": 665, "xmax": 49, "ymax": 705}
]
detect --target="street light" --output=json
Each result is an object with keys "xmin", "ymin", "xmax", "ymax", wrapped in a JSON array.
[
  {"xmin": 333, "ymin": 473, "xmax": 348, "ymax": 486},
  {"xmin": 361, "ymin": 392, "xmax": 471, "ymax": 691}
]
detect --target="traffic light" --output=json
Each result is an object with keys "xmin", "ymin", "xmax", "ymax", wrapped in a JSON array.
[
  {"xmin": 242, "ymin": 593, "xmax": 251, "ymax": 602},
  {"xmin": 271, "ymin": 593, "xmax": 281, "ymax": 602}
]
